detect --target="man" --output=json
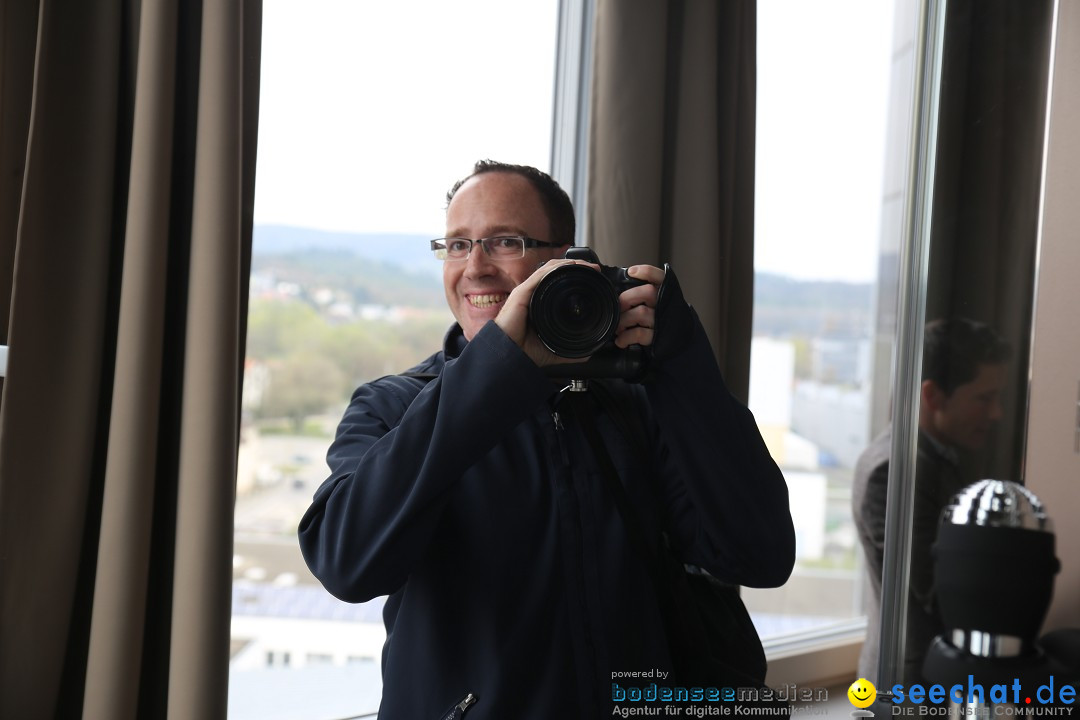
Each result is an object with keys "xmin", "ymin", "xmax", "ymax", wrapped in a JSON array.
[
  {"xmin": 298, "ymin": 160, "xmax": 795, "ymax": 718},
  {"xmin": 853, "ymin": 317, "xmax": 1010, "ymax": 685}
]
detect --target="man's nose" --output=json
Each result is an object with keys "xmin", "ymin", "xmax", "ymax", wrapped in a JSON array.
[
  {"xmin": 463, "ymin": 243, "xmax": 495, "ymax": 275},
  {"xmin": 989, "ymin": 397, "xmax": 1005, "ymax": 421}
]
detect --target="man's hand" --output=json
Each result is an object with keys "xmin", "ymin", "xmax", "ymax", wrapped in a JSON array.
[
  {"xmin": 614, "ymin": 265, "xmax": 665, "ymax": 349},
  {"xmin": 493, "ymin": 258, "xmax": 595, "ymax": 367},
  {"xmin": 494, "ymin": 260, "xmax": 666, "ymax": 367}
]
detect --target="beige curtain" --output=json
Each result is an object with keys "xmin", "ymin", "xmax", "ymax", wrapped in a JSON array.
[
  {"xmin": 0, "ymin": 1, "xmax": 261, "ymax": 718},
  {"xmin": 587, "ymin": 0, "xmax": 757, "ymax": 401}
]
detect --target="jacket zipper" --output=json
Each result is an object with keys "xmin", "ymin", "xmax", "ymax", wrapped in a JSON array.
[
  {"xmin": 550, "ymin": 405, "xmax": 601, "ymax": 715},
  {"xmin": 440, "ymin": 692, "xmax": 477, "ymax": 719},
  {"xmin": 552, "ymin": 410, "xmax": 570, "ymax": 466}
]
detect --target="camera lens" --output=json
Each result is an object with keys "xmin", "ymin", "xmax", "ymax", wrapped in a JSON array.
[{"xmin": 529, "ymin": 265, "xmax": 620, "ymax": 358}]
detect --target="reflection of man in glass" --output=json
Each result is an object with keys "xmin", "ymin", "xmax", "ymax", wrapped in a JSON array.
[{"xmin": 853, "ymin": 318, "xmax": 1010, "ymax": 684}]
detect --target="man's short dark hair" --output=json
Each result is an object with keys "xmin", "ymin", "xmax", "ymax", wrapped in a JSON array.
[
  {"xmin": 446, "ymin": 160, "xmax": 576, "ymax": 248},
  {"xmin": 922, "ymin": 318, "xmax": 1011, "ymax": 396}
]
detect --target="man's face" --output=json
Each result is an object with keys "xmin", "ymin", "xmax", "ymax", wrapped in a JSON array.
[
  {"xmin": 926, "ymin": 362, "xmax": 1007, "ymax": 451},
  {"xmin": 443, "ymin": 172, "xmax": 567, "ymax": 341}
]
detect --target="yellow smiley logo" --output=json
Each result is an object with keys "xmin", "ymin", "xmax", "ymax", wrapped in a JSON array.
[{"xmin": 848, "ymin": 678, "xmax": 877, "ymax": 708}]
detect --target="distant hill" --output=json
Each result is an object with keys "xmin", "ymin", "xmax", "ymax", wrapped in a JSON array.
[
  {"xmin": 753, "ymin": 272, "xmax": 873, "ymax": 338},
  {"xmin": 254, "ymin": 225, "xmax": 437, "ymax": 277},
  {"xmin": 253, "ymin": 225, "xmax": 875, "ymax": 336},
  {"xmin": 251, "ymin": 250, "xmax": 447, "ymax": 309}
]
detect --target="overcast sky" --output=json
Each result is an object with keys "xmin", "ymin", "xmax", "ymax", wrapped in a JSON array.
[
  {"xmin": 254, "ymin": 0, "xmax": 557, "ymax": 237},
  {"xmin": 253, "ymin": 0, "xmax": 896, "ymax": 284}
]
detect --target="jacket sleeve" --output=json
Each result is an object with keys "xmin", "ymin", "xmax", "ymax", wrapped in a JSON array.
[
  {"xmin": 297, "ymin": 323, "xmax": 550, "ymax": 602},
  {"xmin": 644, "ymin": 271, "xmax": 796, "ymax": 589}
]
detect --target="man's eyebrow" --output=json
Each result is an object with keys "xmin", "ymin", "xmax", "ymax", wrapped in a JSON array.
[{"xmin": 445, "ymin": 225, "xmax": 529, "ymax": 238}]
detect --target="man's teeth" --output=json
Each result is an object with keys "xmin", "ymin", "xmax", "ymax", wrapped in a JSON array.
[{"xmin": 469, "ymin": 294, "xmax": 506, "ymax": 308}]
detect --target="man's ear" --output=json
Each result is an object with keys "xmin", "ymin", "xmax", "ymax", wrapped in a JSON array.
[{"xmin": 921, "ymin": 379, "xmax": 948, "ymax": 412}]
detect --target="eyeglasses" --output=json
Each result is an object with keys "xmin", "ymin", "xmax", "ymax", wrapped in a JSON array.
[{"xmin": 430, "ymin": 235, "xmax": 561, "ymax": 261}]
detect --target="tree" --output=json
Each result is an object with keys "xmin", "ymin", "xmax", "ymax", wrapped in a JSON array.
[
  {"xmin": 258, "ymin": 352, "xmax": 346, "ymax": 432},
  {"xmin": 246, "ymin": 299, "xmax": 326, "ymax": 361}
]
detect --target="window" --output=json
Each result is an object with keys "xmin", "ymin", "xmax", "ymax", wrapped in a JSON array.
[
  {"xmin": 745, "ymin": 0, "xmax": 900, "ymax": 647},
  {"xmin": 235, "ymin": 1, "xmax": 914, "ymax": 712},
  {"xmin": 230, "ymin": 2, "xmax": 558, "ymax": 717}
]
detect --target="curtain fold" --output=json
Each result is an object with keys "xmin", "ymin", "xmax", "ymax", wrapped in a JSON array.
[
  {"xmin": 587, "ymin": 0, "xmax": 757, "ymax": 401},
  {"xmin": 81, "ymin": 0, "xmax": 179, "ymax": 716},
  {"xmin": 168, "ymin": 0, "xmax": 247, "ymax": 714},
  {"xmin": 0, "ymin": 1, "xmax": 261, "ymax": 718}
]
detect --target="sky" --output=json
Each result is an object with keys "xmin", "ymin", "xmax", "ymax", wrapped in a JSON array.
[
  {"xmin": 254, "ymin": 0, "xmax": 557, "ymax": 238},
  {"xmin": 254, "ymin": 0, "xmax": 897, "ymax": 284},
  {"xmin": 755, "ymin": 1, "xmax": 897, "ymax": 284}
]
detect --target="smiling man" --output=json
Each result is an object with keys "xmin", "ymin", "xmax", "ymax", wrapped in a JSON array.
[
  {"xmin": 440, "ymin": 164, "xmax": 570, "ymax": 342},
  {"xmin": 853, "ymin": 317, "xmax": 1011, "ymax": 685},
  {"xmin": 299, "ymin": 160, "xmax": 795, "ymax": 718}
]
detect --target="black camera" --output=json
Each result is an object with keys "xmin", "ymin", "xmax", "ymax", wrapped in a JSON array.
[{"xmin": 529, "ymin": 246, "xmax": 648, "ymax": 362}]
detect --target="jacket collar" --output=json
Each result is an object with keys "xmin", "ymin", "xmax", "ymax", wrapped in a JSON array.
[{"xmin": 442, "ymin": 323, "xmax": 468, "ymax": 361}]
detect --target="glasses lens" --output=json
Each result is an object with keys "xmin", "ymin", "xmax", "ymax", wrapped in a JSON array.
[
  {"xmin": 432, "ymin": 238, "xmax": 472, "ymax": 260},
  {"xmin": 448, "ymin": 239, "xmax": 473, "ymax": 259},
  {"xmin": 487, "ymin": 236, "xmax": 525, "ymax": 258}
]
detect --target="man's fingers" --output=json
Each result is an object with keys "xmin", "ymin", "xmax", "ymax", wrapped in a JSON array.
[
  {"xmin": 620, "ymin": 264, "xmax": 664, "ymax": 311},
  {"xmin": 627, "ymin": 264, "xmax": 666, "ymax": 286},
  {"xmin": 617, "ymin": 305, "xmax": 654, "ymax": 333},
  {"xmin": 614, "ymin": 326, "xmax": 654, "ymax": 349},
  {"xmin": 619, "ymin": 283, "xmax": 659, "ymax": 312}
]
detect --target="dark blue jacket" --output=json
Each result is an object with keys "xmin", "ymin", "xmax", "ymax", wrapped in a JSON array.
[{"xmin": 299, "ymin": 294, "xmax": 795, "ymax": 719}]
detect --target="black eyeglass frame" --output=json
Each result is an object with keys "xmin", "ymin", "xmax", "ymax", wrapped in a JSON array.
[{"xmin": 429, "ymin": 235, "xmax": 562, "ymax": 261}]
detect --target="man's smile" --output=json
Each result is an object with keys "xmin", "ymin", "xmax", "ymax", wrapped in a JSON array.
[{"xmin": 467, "ymin": 293, "xmax": 507, "ymax": 308}]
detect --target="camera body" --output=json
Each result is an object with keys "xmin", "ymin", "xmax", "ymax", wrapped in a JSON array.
[{"xmin": 529, "ymin": 247, "xmax": 648, "ymax": 370}]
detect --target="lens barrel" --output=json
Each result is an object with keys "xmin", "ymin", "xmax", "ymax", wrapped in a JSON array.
[{"xmin": 529, "ymin": 265, "xmax": 620, "ymax": 358}]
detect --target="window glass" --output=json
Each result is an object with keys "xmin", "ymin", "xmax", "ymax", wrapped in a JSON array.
[
  {"xmin": 231, "ymin": 2, "xmax": 557, "ymax": 717},
  {"xmin": 746, "ymin": 0, "xmax": 899, "ymax": 641}
]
